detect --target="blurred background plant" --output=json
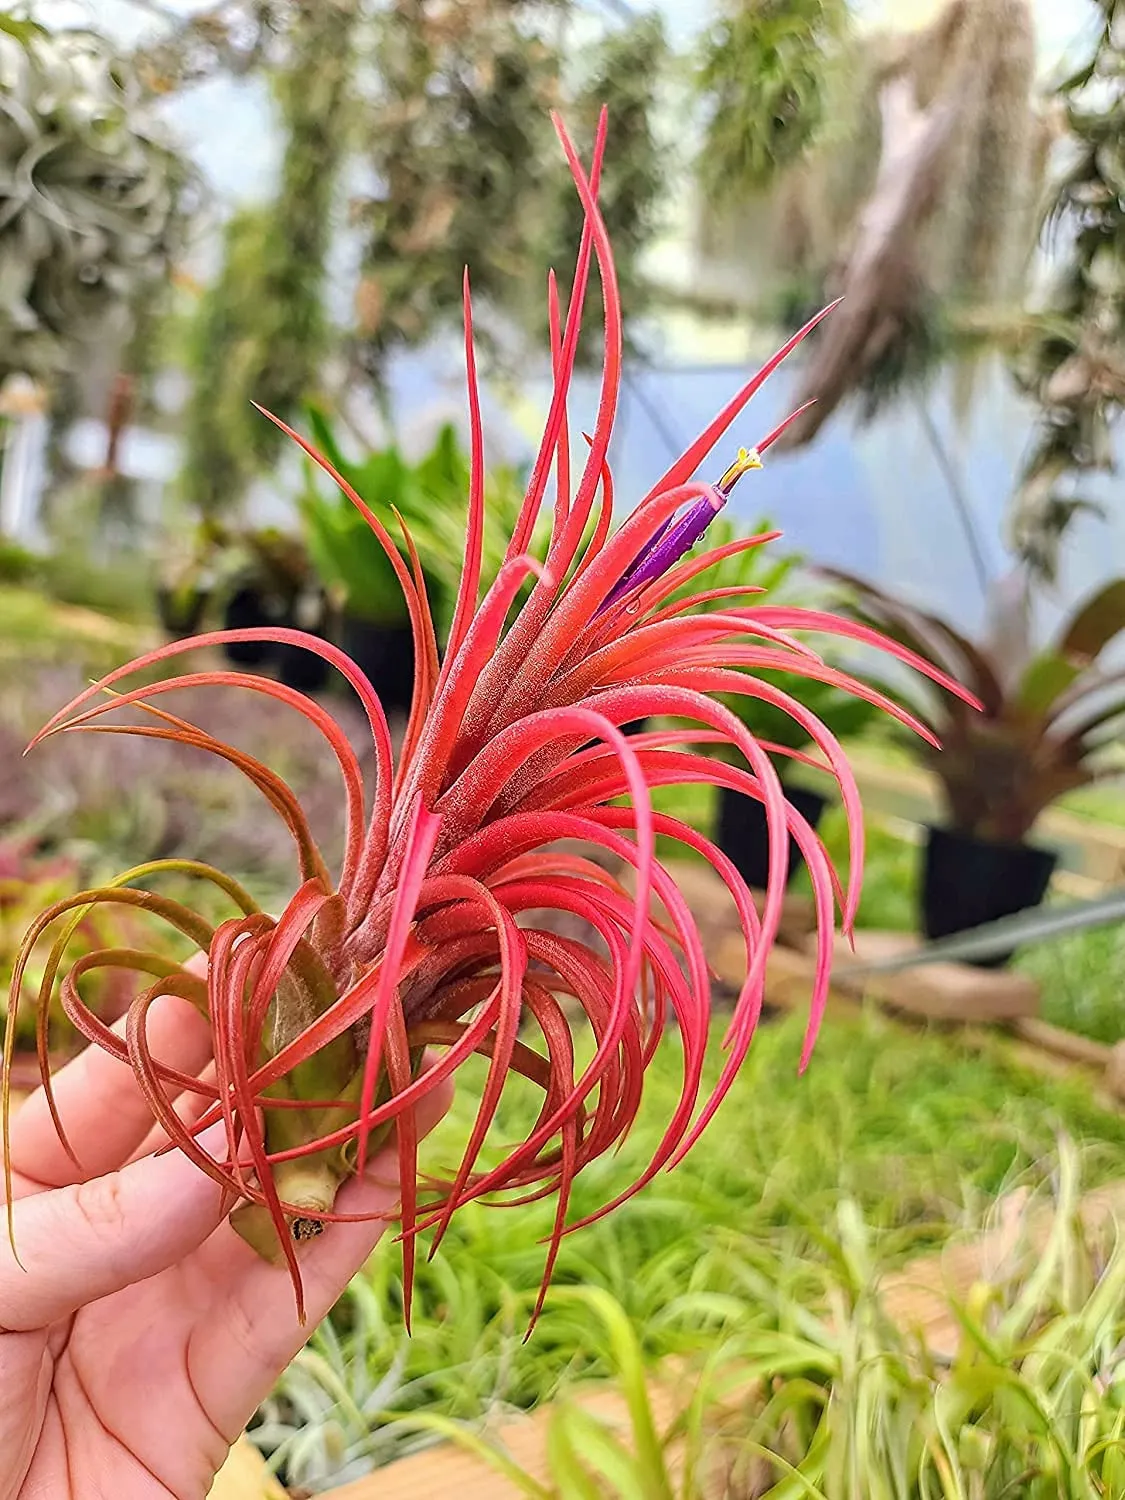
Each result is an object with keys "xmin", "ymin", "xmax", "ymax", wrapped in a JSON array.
[
  {"xmin": 837, "ymin": 569, "xmax": 1125, "ymax": 950},
  {"xmin": 177, "ymin": 0, "xmax": 358, "ymax": 524},
  {"xmin": 0, "ymin": 835, "xmax": 158, "ymax": 1057},
  {"xmin": 769, "ymin": 0, "xmax": 1049, "ymax": 446},
  {"xmin": 426, "ymin": 1145, "xmax": 1125, "ymax": 1499},
  {"xmin": 1008, "ymin": 0, "xmax": 1125, "ymax": 582},
  {"xmin": 250, "ymin": 1117, "xmax": 1125, "ymax": 1494},
  {"xmin": 0, "ymin": 13, "xmax": 191, "ymax": 390},
  {"xmin": 696, "ymin": 0, "xmax": 852, "ymax": 206}
]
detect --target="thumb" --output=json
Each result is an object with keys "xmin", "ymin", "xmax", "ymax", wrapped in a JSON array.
[{"xmin": 0, "ymin": 1126, "xmax": 229, "ymax": 1333}]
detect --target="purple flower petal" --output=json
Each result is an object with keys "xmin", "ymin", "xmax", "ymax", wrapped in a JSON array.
[{"xmin": 598, "ymin": 447, "xmax": 764, "ymax": 615}]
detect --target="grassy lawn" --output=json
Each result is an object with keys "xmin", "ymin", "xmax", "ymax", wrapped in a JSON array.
[
  {"xmin": 256, "ymin": 1008, "xmax": 1125, "ymax": 1486},
  {"xmin": 0, "ymin": 584, "xmax": 156, "ymax": 677},
  {"xmin": 342, "ymin": 1007, "xmax": 1125, "ymax": 1412}
]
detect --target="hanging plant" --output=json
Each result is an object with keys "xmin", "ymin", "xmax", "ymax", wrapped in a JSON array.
[
  {"xmin": 696, "ymin": 0, "xmax": 850, "ymax": 206},
  {"xmin": 179, "ymin": 0, "xmax": 359, "ymax": 519},
  {"xmin": 355, "ymin": 0, "xmax": 561, "ymax": 375},
  {"xmin": 542, "ymin": 14, "xmax": 669, "ymax": 362},
  {"xmin": 767, "ymin": 0, "xmax": 1049, "ymax": 446},
  {"xmin": 1009, "ymin": 0, "xmax": 1125, "ymax": 581},
  {"xmin": 0, "ymin": 16, "xmax": 191, "ymax": 386}
]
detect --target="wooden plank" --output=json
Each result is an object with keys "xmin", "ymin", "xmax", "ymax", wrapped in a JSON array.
[
  {"xmin": 805, "ymin": 929, "xmax": 1040, "ymax": 1023},
  {"xmin": 1106, "ymin": 1042, "xmax": 1125, "ymax": 1103},
  {"xmin": 876, "ymin": 1177, "xmax": 1125, "ymax": 1358},
  {"xmin": 710, "ymin": 932, "xmax": 860, "ymax": 1018},
  {"xmin": 327, "ymin": 1384, "xmax": 685, "ymax": 1500},
  {"xmin": 1011, "ymin": 1017, "xmax": 1113, "ymax": 1069},
  {"xmin": 620, "ymin": 858, "xmax": 815, "ymax": 951},
  {"xmin": 208, "ymin": 1439, "xmax": 286, "ymax": 1500}
]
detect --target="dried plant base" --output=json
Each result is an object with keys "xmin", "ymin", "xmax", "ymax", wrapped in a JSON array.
[{"xmin": 229, "ymin": 1159, "xmax": 345, "ymax": 1263}]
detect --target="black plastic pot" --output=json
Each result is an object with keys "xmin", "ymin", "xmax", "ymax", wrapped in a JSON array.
[
  {"xmin": 622, "ymin": 717, "xmax": 651, "ymax": 737},
  {"xmin": 155, "ymin": 586, "xmax": 208, "ymax": 640},
  {"xmin": 276, "ymin": 639, "xmax": 330, "ymax": 693},
  {"xmin": 921, "ymin": 824, "xmax": 1057, "ymax": 968},
  {"xmin": 340, "ymin": 615, "xmax": 415, "ymax": 715},
  {"xmin": 716, "ymin": 782, "xmax": 828, "ymax": 890},
  {"xmin": 221, "ymin": 585, "xmax": 286, "ymax": 667},
  {"xmin": 275, "ymin": 591, "xmax": 332, "ymax": 693}
]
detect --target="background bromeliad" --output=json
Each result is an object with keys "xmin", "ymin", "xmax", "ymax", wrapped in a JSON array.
[{"xmin": 2, "ymin": 113, "xmax": 975, "ymax": 1328}]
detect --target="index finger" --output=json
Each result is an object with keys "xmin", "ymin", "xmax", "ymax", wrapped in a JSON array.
[{"xmin": 9, "ymin": 991, "xmax": 212, "ymax": 1191}]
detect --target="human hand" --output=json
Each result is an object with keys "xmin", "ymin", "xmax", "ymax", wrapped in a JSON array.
[{"xmin": 1, "ymin": 984, "xmax": 450, "ymax": 1499}]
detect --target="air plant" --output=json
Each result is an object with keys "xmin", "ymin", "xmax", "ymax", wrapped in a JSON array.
[{"xmin": 2, "ymin": 113, "xmax": 974, "ymax": 1328}]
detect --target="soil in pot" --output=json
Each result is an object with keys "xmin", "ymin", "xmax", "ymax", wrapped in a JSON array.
[
  {"xmin": 339, "ymin": 615, "xmax": 415, "ymax": 715},
  {"xmin": 922, "ymin": 824, "xmax": 1057, "ymax": 968},
  {"xmin": 222, "ymin": 585, "xmax": 287, "ymax": 667},
  {"xmin": 716, "ymin": 783, "xmax": 828, "ymax": 890}
]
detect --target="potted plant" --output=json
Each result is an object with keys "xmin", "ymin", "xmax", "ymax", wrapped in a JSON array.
[
  {"xmin": 837, "ymin": 569, "xmax": 1125, "ymax": 963},
  {"xmin": 155, "ymin": 574, "xmax": 210, "ymax": 639},
  {"xmin": 668, "ymin": 517, "xmax": 879, "ymax": 886},
  {"xmin": 154, "ymin": 521, "xmax": 222, "ymax": 639},
  {"xmin": 298, "ymin": 411, "xmax": 473, "ymax": 713},
  {"xmin": 717, "ymin": 671, "xmax": 879, "ymax": 889},
  {"xmin": 219, "ymin": 527, "xmax": 326, "ymax": 682}
]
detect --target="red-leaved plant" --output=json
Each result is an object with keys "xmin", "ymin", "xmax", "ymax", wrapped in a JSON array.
[{"xmin": 2, "ymin": 114, "xmax": 974, "ymax": 1327}]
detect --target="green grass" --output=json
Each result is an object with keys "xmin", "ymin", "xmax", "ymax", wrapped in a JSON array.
[
  {"xmin": 792, "ymin": 801, "xmax": 919, "ymax": 931},
  {"xmin": 354, "ymin": 1009, "xmax": 1125, "ymax": 1409},
  {"xmin": 258, "ymin": 1012, "xmax": 1125, "ymax": 1486},
  {"xmin": 0, "ymin": 584, "xmax": 154, "ymax": 676},
  {"xmin": 427, "ymin": 1143, "xmax": 1125, "ymax": 1500},
  {"xmin": 1056, "ymin": 780, "xmax": 1125, "ymax": 827},
  {"xmin": 1018, "ymin": 924, "xmax": 1125, "ymax": 1046}
]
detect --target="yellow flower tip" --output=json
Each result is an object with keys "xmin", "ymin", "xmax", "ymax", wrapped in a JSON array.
[{"xmin": 717, "ymin": 446, "xmax": 763, "ymax": 494}]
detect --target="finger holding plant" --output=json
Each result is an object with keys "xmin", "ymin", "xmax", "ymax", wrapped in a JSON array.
[
  {"xmin": 2, "ymin": 110, "xmax": 977, "ymax": 1334},
  {"xmin": 0, "ymin": 973, "xmax": 451, "ymax": 1500}
]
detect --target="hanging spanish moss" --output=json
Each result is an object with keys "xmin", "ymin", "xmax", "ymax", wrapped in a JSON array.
[
  {"xmin": 131, "ymin": 0, "xmax": 289, "ymax": 95},
  {"xmin": 179, "ymin": 0, "xmax": 358, "ymax": 518},
  {"xmin": 696, "ymin": 0, "xmax": 850, "ymax": 207},
  {"xmin": 354, "ymin": 0, "xmax": 561, "ymax": 377},
  {"xmin": 1009, "ymin": 0, "xmax": 1125, "ymax": 582},
  {"xmin": 765, "ymin": 0, "xmax": 1047, "ymax": 447},
  {"xmin": 543, "ymin": 14, "xmax": 668, "ymax": 363}
]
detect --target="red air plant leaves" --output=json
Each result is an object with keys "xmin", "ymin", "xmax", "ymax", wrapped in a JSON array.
[{"xmin": 2, "ymin": 111, "xmax": 978, "ymax": 1327}]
